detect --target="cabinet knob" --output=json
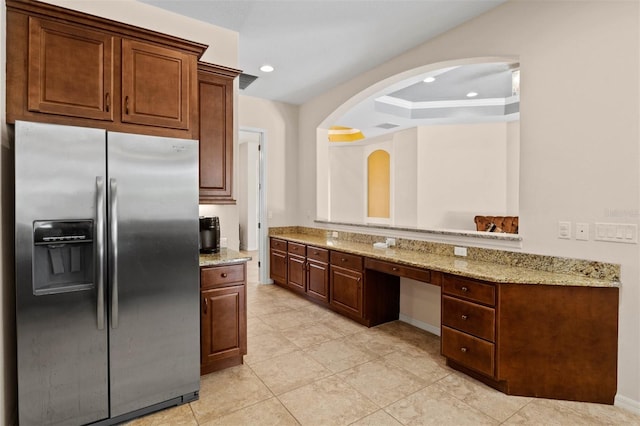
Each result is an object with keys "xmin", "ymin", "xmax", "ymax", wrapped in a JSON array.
[
  {"xmin": 314, "ymin": 251, "xmax": 319, "ymax": 255},
  {"xmin": 392, "ymin": 267, "xmax": 399, "ymax": 271},
  {"xmin": 221, "ymin": 273, "xmax": 228, "ymax": 278},
  {"xmin": 461, "ymin": 314, "xmax": 468, "ymax": 320},
  {"xmin": 341, "ymin": 258, "xmax": 347, "ymax": 262},
  {"xmin": 461, "ymin": 286, "xmax": 469, "ymax": 292},
  {"xmin": 460, "ymin": 347, "xmax": 468, "ymax": 353}
]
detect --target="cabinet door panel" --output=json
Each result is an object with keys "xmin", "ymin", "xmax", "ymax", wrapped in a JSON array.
[
  {"xmin": 288, "ymin": 255, "xmax": 306, "ymax": 293},
  {"xmin": 307, "ymin": 260, "xmax": 329, "ymax": 303},
  {"xmin": 122, "ymin": 39, "xmax": 191, "ymax": 129},
  {"xmin": 330, "ymin": 265, "xmax": 363, "ymax": 318},
  {"xmin": 201, "ymin": 285, "xmax": 246, "ymax": 364},
  {"xmin": 270, "ymin": 249, "xmax": 287, "ymax": 285},
  {"xmin": 28, "ymin": 17, "xmax": 114, "ymax": 121}
]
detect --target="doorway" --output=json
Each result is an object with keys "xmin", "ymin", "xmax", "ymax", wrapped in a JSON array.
[{"xmin": 238, "ymin": 127, "xmax": 268, "ymax": 284}]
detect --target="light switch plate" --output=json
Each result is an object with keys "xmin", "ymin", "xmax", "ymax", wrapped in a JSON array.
[
  {"xmin": 558, "ymin": 221, "xmax": 571, "ymax": 239},
  {"xmin": 595, "ymin": 223, "xmax": 638, "ymax": 244}
]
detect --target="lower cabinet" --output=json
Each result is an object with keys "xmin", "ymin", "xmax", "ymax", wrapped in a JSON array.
[
  {"xmin": 287, "ymin": 242, "xmax": 307, "ymax": 294},
  {"xmin": 270, "ymin": 238, "xmax": 288, "ymax": 286},
  {"xmin": 329, "ymin": 251, "xmax": 364, "ymax": 321},
  {"xmin": 200, "ymin": 263, "xmax": 247, "ymax": 375}
]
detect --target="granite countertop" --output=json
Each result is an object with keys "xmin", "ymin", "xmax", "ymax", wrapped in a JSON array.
[
  {"xmin": 272, "ymin": 233, "xmax": 619, "ymax": 288},
  {"xmin": 199, "ymin": 249, "xmax": 252, "ymax": 267}
]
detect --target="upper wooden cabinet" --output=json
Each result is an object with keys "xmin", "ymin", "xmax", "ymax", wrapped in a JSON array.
[
  {"xmin": 6, "ymin": 0, "xmax": 207, "ymax": 138},
  {"xmin": 197, "ymin": 62, "xmax": 241, "ymax": 204},
  {"xmin": 27, "ymin": 17, "xmax": 115, "ymax": 121},
  {"xmin": 121, "ymin": 39, "xmax": 191, "ymax": 130}
]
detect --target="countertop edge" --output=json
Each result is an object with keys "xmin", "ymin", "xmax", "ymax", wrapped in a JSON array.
[{"xmin": 270, "ymin": 234, "xmax": 619, "ymax": 288}]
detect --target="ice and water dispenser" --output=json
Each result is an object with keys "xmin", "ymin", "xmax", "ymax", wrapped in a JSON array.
[{"xmin": 32, "ymin": 220, "xmax": 94, "ymax": 295}]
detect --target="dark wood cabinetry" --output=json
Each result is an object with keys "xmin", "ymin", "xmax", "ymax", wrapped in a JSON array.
[
  {"xmin": 26, "ymin": 17, "xmax": 115, "ymax": 121},
  {"xmin": 269, "ymin": 238, "xmax": 288, "ymax": 286},
  {"xmin": 200, "ymin": 263, "xmax": 247, "ymax": 375},
  {"xmin": 121, "ymin": 39, "xmax": 192, "ymax": 130},
  {"xmin": 197, "ymin": 63, "xmax": 241, "ymax": 204},
  {"xmin": 306, "ymin": 246, "xmax": 329, "ymax": 303},
  {"xmin": 329, "ymin": 264, "xmax": 363, "ymax": 319},
  {"xmin": 7, "ymin": 0, "xmax": 206, "ymax": 138},
  {"xmin": 287, "ymin": 242, "xmax": 307, "ymax": 293}
]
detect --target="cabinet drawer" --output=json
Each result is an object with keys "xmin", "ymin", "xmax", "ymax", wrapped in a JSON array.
[
  {"xmin": 270, "ymin": 238, "xmax": 287, "ymax": 251},
  {"xmin": 307, "ymin": 246, "xmax": 329, "ymax": 263},
  {"xmin": 365, "ymin": 258, "xmax": 430, "ymax": 282},
  {"xmin": 442, "ymin": 296, "xmax": 495, "ymax": 342},
  {"xmin": 330, "ymin": 251, "xmax": 363, "ymax": 271},
  {"xmin": 442, "ymin": 326, "xmax": 495, "ymax": 377},
  {"xmin": 201, "ymin": 264, "xmax": 245, "ymax": 288},
  {"xmin": 287, "ymin": 242, "xmax": 306, "ymax": 257},
  {"xmin": 442, "ymin": 275, "xmax": 495, "ymax": 306}
]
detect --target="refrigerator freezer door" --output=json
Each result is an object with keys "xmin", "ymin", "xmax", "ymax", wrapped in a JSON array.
[
  {"xmin": 15, "ymin": 121, "xmax": 109, "ymax": 425},
  {"xmin": 107, "ymin": 132, "xmax": 200, "ymax": 417}
]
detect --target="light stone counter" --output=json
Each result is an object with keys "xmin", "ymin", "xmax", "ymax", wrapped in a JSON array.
[
  {"xmin": 199, "ymin": 249, "xmax": 252, "ymax": 267},
  {"xmin": 271, "ymin": 232, "xmax": 619, "ymax": 288}
]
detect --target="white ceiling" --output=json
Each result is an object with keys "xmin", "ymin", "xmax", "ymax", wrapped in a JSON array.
[{"xmin": 138, "ymin": 0, "xmax": 506, "ymax": 105}]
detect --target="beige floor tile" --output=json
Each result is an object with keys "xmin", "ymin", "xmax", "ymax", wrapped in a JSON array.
[
  {"xmin": 191, "ymin": 364, "xmax": 273, "ymax": 424},
  {"xmin": 126, "ymin": 403, "xmax": 196, "ymax": 426},
  {"xmin": 552, "ymin": 399, "xmax": 640, "ymax": 425},
  {"xmin": 338, "ymin": 359, "xmax": 428, "ymax": 407},
  {"xmin": 346, "ymin": 328, "xmax": 407, "ymax": 356},
  {"xmin": 200, "ymin": 397, "xmax": 300, "ymax": 426},
  {"xmin": 277, "ymin": 294, "xmax": 315, "ymax": 310},
  {"xmin": 305, "ymin": 336, "xmax": 379, "ymax": 373},
  {"xmin": 249, "ymin": 350, "xmax": 332, "ymax": 395},
  {"xmin": 385, "ymin": 382, "xmax": 498, "ymax": 425},
  {"xmin": 504, "ymin": 398, "xmax": 640, "ymax": 425},
  {"xmin": 259, "ymin": 309, "xmax": 321, "ymax": 330},
  {"xmin": 349, "ymin": 409, "xmax": 403, "ymax": 426},
  {"xmin": 383, "ymin": 348, "xmax": 450, "ymax": 384},
  {"xmin": 247, "ymin": 316, "xmax": 275, "ymax": 337},
  {"xmin": 279, "ymin": 375, "xmax": 378, "ymax": 426},
  {"xmin": 244, "ymin": 329, "xmax": 299, "ymax": 364},
  {"xmin": 436, "ymin": 371, "xmax": 532, "ymax": 422},
  {"xmin": 297, "ymin": 303, "xmax": 335, "ymax": 322},
  {"xmin": 247, "ymin": 301, "xmax": 293, "ymax": 318},
  {"xmin": 281, "ymin": 322, "xmax": 343, "ymax": 348},
  {"xmin": 322, "ymin": 313, "xmax": 369, "ymax": 336}
]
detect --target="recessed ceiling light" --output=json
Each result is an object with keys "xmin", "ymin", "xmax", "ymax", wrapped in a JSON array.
[
  {"xmin": 423, "ymin": 76, "xmax": 436, "ymax": 83},
  {"xmin": 260, "ymin": 64, "xmax": 274, "ymax": 73},
  {"xmin": 466, "ymin": 91, "xmax": 478, "ymax": 98}
]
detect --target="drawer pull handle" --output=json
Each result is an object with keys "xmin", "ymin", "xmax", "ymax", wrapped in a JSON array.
[
  {"xmin": 221, "ymin": 273, "xmax": 228, "ymax": 278},
  {"xmin": 461, "ymin": 314, "xmax": 468, "ymax": 320},
  {"xmin": 461, "ymin": 286, "xmax": 469, "ymax": 292},
  {"xmin": 314, "ymin": 251, "xmax": 319, "ymax": 255},
  {"xmin": 341, "ymin": 258, "xmax": 347, "ymax": 262},
  {"xmin": 392, "ymin": 267, "xmax": 399, "ymax": 271},
  {"xmin": 460, "ymin": 347, "xmax": 468, "ymax": 353}
]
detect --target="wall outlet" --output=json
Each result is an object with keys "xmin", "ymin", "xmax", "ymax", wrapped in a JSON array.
[
  {"xmin": 220, "ymin": 237, "xmax": 228, "ymax": 248},
  {"xmin": 386, "ymin": 237, "xmax": 396, "ymax": 247},
  {"xmin": 454, "ymin": 246, "xmax": 467, "ymax": 257},
  {"xmin": 576, "ymin": 223, "xmax": 589, "ymax": 241},
  {"xmin": 331, "ymin": 231, "xmax": 339, "ymax": 238}
]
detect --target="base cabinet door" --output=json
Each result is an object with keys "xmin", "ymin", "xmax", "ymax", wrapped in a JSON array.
[
  {"xmin": 330, "ymin": 265, "xmax": 363, "ymax": 319},
  {"xmin": 270, "ymin": 249, "xmax": 287, "ymax": 285},
  {"xmin": 288, "ymin": 254, "xmax": 306, "ymax": 293},
  {"xmin": 307, "ymin": 260, "xmax": 329, "ymax": 303},
  {"xmin": 201, "ymin": 285, "xmax": 246, "ymax": 372}
]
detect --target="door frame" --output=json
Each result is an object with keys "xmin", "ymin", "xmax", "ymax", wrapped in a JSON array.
[{"xmin": 239, "ymin": 126, "xmax": 269, "ymax": 284}]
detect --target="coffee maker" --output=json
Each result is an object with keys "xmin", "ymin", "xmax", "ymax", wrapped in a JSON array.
[{"xmin": 199, "ymin": 216, "xmax": 220, "ymax": 254}]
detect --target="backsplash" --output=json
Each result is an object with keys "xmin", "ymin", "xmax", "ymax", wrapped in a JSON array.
[{"xmin": 269, "ymin": 226, "xmax": 621, "ymax": 282}]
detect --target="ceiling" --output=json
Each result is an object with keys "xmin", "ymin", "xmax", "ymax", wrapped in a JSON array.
[{"xmin": 138, "ymin": 0, "xmax": 506, "ymax": 105}]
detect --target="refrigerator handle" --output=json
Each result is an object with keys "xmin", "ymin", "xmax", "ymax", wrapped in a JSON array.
[
  {"xmin": 110, "ymin": 178, "xmax": 119, "ymax": 329},
  {"xmin": 96, "ymin": 177, "xmax": 105, "ymax": 330}
]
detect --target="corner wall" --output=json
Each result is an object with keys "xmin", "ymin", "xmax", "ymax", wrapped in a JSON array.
[{"xmin": 298, "ymin": 0, "xmax": 640, "ymax": 411}]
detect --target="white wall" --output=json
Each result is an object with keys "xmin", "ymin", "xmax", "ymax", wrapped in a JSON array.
[
  {"xmin": 393, "ymin": 128, "xmax": 418, "ymax": 227},
  {"xmin": 238, "ymin": 96, "xmax": 299, "ymax": 227},
  {"xmin": 506, "ymin": 121, "xmax": 520, "ymax": 215},
  {"xmin": 298, "ymin": 1, "xmax": 640, "ymax": 411},
  {"xmin": 417, "ymin": 123, "xmax": 509, "ymax": 230},
  {"xmin": 238, "ymin": 139, "xmax": 259, "ymax": 251},
  {"xmin": 329, "ymin": 145, "xmax": 365, "ymax": 223}
]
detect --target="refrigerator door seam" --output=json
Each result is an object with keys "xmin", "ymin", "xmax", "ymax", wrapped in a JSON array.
[
  {"xmin": 110, "ymin": 178, "xmax": 119, "ymax": 329},
  {"xmin": 96, "ymin": 176, "xmax": 106, "ymax": 330}
]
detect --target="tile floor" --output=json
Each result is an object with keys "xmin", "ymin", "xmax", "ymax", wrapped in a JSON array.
[{"xmin": 129, "ymin": 252, "xmax": 640, "ymax": 426}]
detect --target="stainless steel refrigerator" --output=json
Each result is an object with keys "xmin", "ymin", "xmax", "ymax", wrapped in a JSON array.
[{"xmin": 14, "ymin": 121, "xmax": 200, "ymax": 425}]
